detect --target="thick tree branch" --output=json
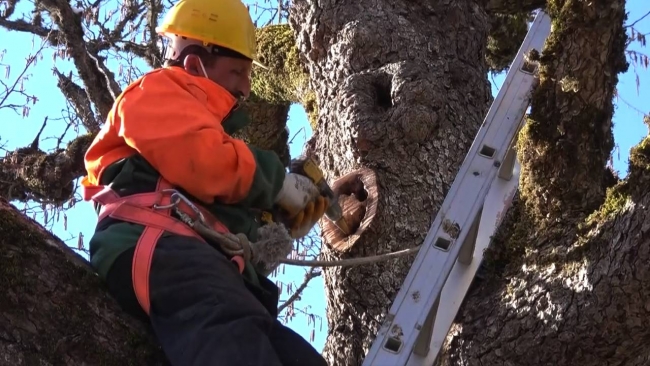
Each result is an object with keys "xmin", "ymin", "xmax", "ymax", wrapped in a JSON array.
[
  {"xmin": 518, "ymin": 0, "xmax": 629, "ymax": 221},
  {"xmin": 0, "ymin": 197, "xmax": 167, "ymax": 364},
  {"xmin": 0, "ymin": 134, "xmax": 94, "ymax": 204},
  {"xmin": 39, "ymin": 0, "xmax": 118, "ymax": 120},
  {"xmin": 441, "ymin": 1, "xmax": 644, "ymax": 364},
  {"xmin": 0, "ymin": 18, "xmax": 60, "ymax": 45},
  {"xmin": 444, "ymin": 152, "xmax": 650, "ymax": 366},
  {"xmin": 54, "ymin": 69, "xmax": 101, "ymax": 133}
]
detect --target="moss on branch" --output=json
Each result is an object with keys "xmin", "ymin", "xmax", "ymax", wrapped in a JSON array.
[
  {"xmin": 486, "ymin": 12, "xmax": 532, "ymax": 73},
  {"xmin": 516, "ymin": 0, "xmax": 628, "ymax": 222},
  {"xmin": 0, "ymin": 133, "xmax": 94, "ymax": 204},
  {"xmin": 626, "ymin": 134, "xmax": 650, "ymax": 199},
  {"xmin": 251, "ymin": 24, "xmax": 317, "ymax": 129}
]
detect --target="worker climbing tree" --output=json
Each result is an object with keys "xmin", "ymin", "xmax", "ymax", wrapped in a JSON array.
[
  {"xmin": 0, "ymin": 0, "xmax": 649, "ymax": 365},
  {"xmin": 81, "ymin": 0, "xmax": 332, "ymax": 365}
]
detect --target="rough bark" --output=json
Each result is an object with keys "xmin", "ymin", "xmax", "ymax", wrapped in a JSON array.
[
  {"xmin": 439, "ymin": 0, "xmax": 647, "ymax": 364},
  {"xmin": 0, "ymin": 197, "xmax": 169, "ymax": 366},
  {"xmin": 289, "ymin": 1, "xmax": 493, "ymax": 364},
  {"xmin": 1, "ymin": 0, "xmax": 645, "ymax": 364}
]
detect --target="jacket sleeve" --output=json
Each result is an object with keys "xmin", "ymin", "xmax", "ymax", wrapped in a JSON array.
[{"xmin": 114, "ymin": 71, "xmax": 286, "ymax": 207}]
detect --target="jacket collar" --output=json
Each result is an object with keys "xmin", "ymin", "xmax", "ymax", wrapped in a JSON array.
[{"xmin": 167, "ymin": 67, "xmax": 252, "ymax": 134}]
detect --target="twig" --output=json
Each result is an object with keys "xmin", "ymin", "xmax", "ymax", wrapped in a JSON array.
[
  {"xmin": 29, "ymin": 116, "xmax": 48, "ymax": 149},
  {"xmin": 0, "ymin": 42, "xmax": 45, "ymax": 107},
  {"xmin": 625, "ymin": 10, "xmax": 650, "ymax": 28},
  {"xmin": 277, "ymin": 267, "xmax": 321, "ymax": 313}
]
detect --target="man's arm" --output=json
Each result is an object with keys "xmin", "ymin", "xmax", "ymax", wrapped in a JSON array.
[{"xmin": 114, "ymin": 70, "xmax": 285, "ymax": 208}]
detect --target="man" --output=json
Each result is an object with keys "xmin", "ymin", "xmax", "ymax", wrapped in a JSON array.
[{"xmin": 80, "ymin": 0, "xmax": 330, "ymax": 365}]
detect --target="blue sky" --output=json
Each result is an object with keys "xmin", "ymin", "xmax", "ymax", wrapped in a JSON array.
[{"xmin": 1, "ymin": 0, "xmax": 648, "ymax": 353}]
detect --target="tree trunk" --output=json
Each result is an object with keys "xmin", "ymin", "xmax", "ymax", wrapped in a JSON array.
[
  {"xmin": 289, "ymin": 1, "xmax": 493, "ymax": 364},
  {"xmin": 291, "ymin": 0, "xmax": 646, "ymax": 364},
  {"xmin": 2, "ymin": 0, "xmax": 646, "ymax": 364}
]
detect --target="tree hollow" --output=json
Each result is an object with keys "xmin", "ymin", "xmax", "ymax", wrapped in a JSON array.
[{"xmin": 321, "ymin": 167, "xmax": 378, "ymax": 252}]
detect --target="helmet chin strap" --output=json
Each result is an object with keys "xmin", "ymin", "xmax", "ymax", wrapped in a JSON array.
[{"xmin": 197, "ymin": 57, "xmax": 209, "ymax": 79}]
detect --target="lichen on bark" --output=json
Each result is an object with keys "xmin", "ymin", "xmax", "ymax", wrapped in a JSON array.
[
  {"xmin": 252, "ymin": 24, "xmax": 310, "ymax": 105},
  {"xmin": 232, "ymin": 24, "xmax": 317, "ymax": 165},
  {"xmin": 249, "ymin": 24, "xmax": 317, "ymax": 128}
]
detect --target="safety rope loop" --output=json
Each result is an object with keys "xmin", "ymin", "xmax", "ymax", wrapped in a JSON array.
[{"xmin": 152, "ymin": 189, "xmax": 253, "ymax": 263}]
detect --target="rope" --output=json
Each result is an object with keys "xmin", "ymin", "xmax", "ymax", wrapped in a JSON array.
[
  {"xmin": 278, "ymin": 246, "xmax": 421, "ymax": 267},
  {"xmin": 177, "ymin": 207, "xmax": 421, "ymax": 268}
]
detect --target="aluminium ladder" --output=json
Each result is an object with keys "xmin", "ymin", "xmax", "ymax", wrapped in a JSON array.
[{"xmin": 362, "ymin": 10, "xmax": 552, "ymax": 366}]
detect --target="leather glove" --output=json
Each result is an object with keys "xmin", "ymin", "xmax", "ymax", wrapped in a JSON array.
[{"xmin": 289, "ymin": 195, "xmax": 329, "ymax": 238}]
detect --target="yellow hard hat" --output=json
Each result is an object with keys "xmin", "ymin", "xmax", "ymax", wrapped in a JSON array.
[{"xmin": 156, "ymin": 0, "xmax": 265, "ymax": 68}]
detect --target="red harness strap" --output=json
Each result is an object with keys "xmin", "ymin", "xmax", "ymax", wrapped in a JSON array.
[{"xmin": 83, "ymin": 177, "xmax": 244, "ymax": 315}]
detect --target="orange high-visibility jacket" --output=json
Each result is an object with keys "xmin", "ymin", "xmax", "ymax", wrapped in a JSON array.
[{"xmin": 83, "ymin": 66, "xmax": 285, "ymax": 207}]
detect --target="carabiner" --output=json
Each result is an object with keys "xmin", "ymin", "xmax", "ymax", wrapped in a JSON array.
[
  {"xmin": 169, "ymin": 191, "xmax": 206, "ymax": 224},
  {"xmin": 152, "ymin": 189, "xmax": 182, "ymax": 210}
]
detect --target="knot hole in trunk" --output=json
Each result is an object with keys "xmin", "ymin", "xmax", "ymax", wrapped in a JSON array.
[{"xmin": 373, "ymin": 73, "xmax": 393, "ymax": 110}]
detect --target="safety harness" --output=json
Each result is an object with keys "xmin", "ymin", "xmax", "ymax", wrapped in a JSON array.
[{"xmin": 82, "ymin": 177, "xmax": 250, "ymax": 315}]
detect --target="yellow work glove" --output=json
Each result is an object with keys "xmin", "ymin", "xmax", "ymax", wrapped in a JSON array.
[
  {"xmin": 273, "ymin": 173, "xmax": 330, "ymax": 239},
  {"xmin": 288, "ymin": 195, "xmax": 329, "ymax": 239},
  {"xmin": 274, "ymin": 173, "xmax": 320, "ymax": 217}
]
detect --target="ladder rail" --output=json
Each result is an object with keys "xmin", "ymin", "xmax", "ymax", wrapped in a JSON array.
[
  {"xmin": 407, "ymin": 158, "xmax": 522, "ymax": 366},
  {"xmin": 362, "ymin": 11, "xmax": 552, "ymax": 366}
]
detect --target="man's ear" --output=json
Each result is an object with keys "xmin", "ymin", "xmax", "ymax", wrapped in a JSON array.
[{"xmin": 182, "ymin": 54, "xmax": 203, "ymax": 77}]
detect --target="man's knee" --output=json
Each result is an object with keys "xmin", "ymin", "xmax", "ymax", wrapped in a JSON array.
[{"xmin": 148, "ymin": 235, "xmax": 272, "ymax": 324}]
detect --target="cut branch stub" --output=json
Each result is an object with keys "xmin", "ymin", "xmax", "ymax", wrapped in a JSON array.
[{"xmin": 321, "ymin": 167, "xmax": 378, "ymax": 252}]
